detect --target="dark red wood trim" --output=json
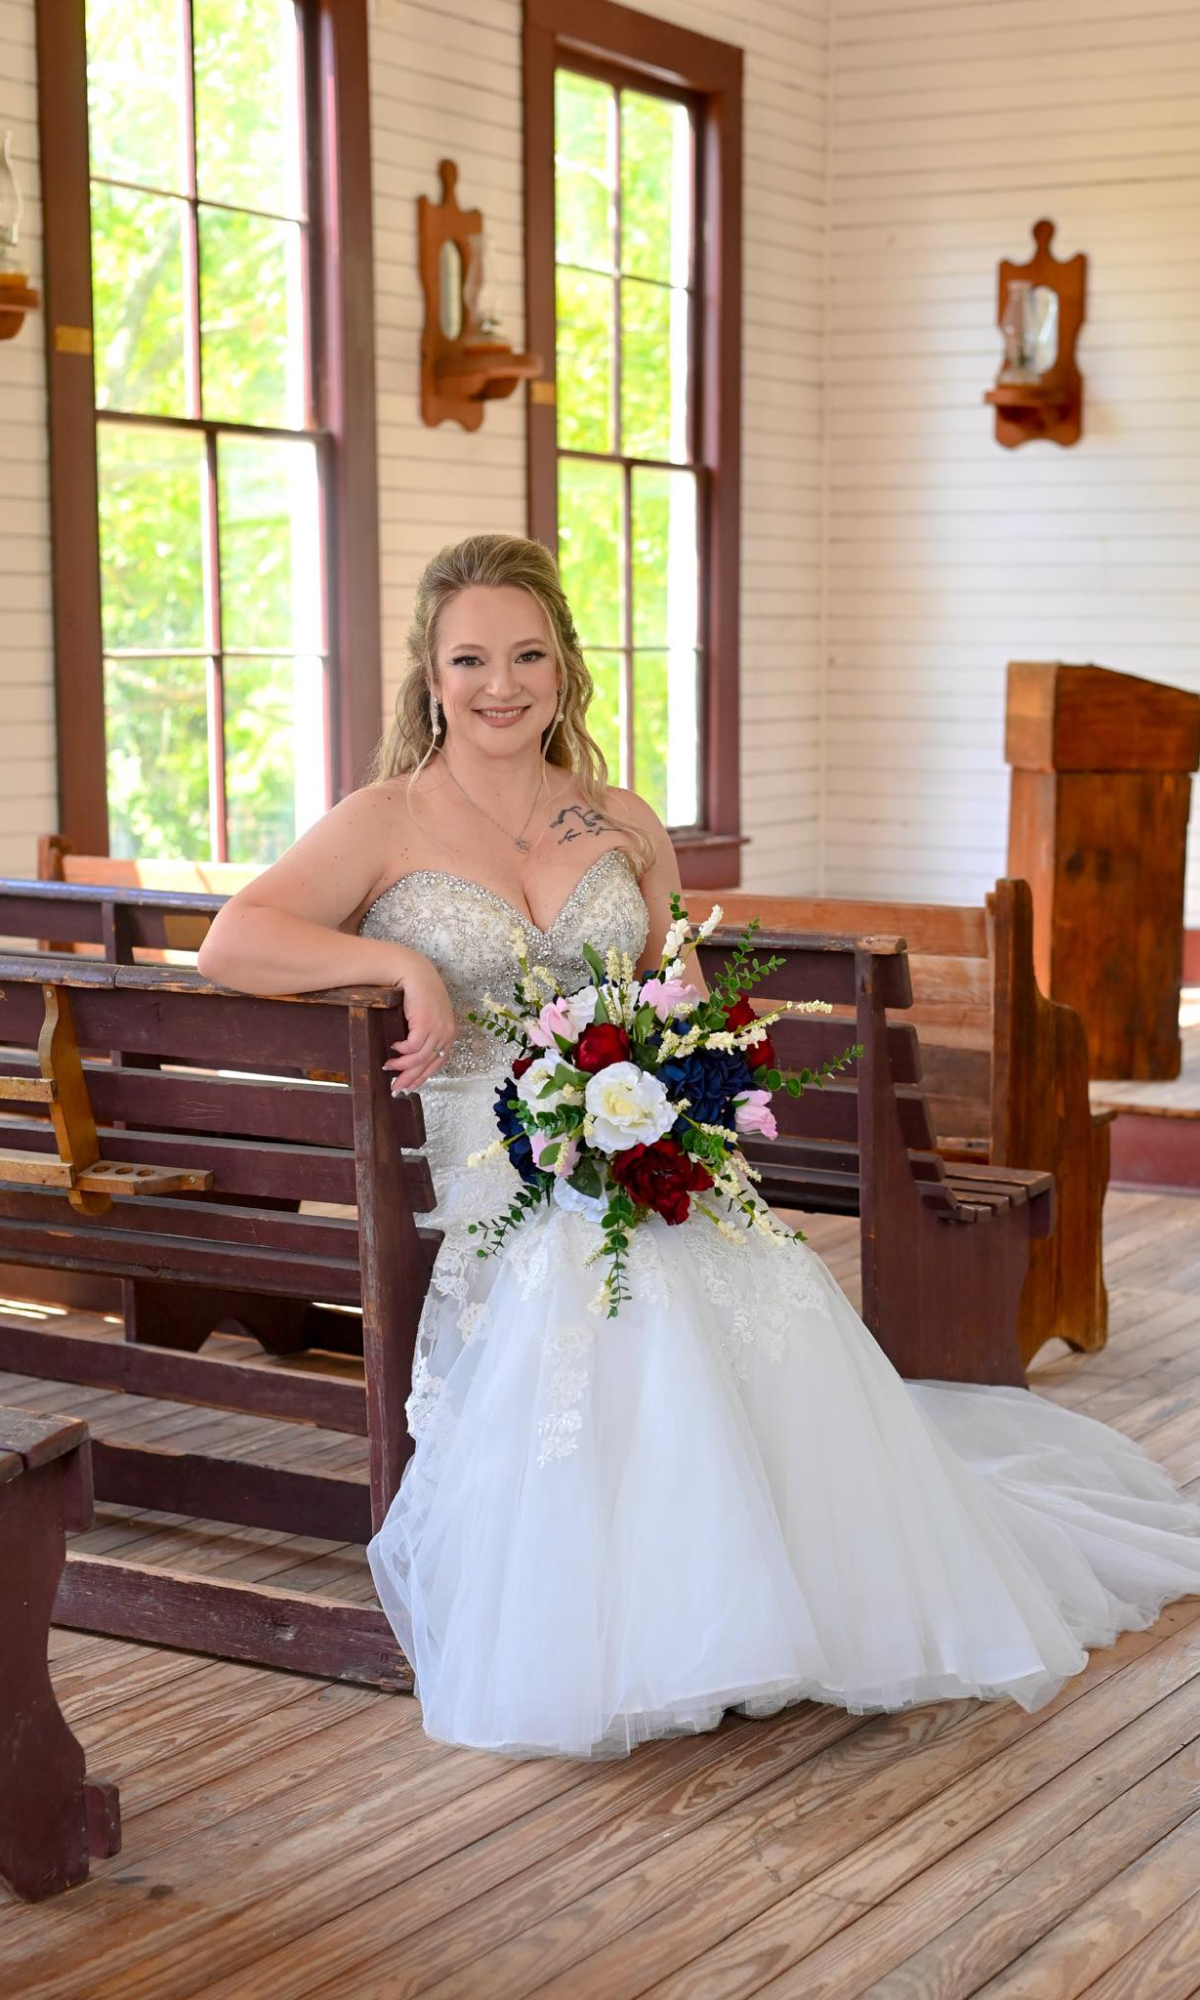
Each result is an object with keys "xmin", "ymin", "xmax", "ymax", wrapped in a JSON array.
[
  {"xmin": 1184, "ymin": 929, "xmax": 1200, "ymax": 984},
  {"xmin": 315, "ymin": 0, "xmax": 383, "ymax": 799},
  {"xmin": 0, "ymin": 1321, "xmax": 367, "ymax": 1434},
  {"xmin": 90, "ymin": 1438, "xmax": 371, "ymax": 1542},
  {"xmin": 1107, "ymin": 1109, "xmax": 1200, "ymax": 1194},
  {"xmin": 35, "ymin": 0, "xmax": 382, "ymax": 854},
  {"xmin": 523, "ymin": 0, "xmax": 743, "ymax": 875},
  {"xmin": 35, "ymin": 0, "xmax": 108, "ymax": 853},
  {"xmin": 55, "ymin": 1555, "xmax": 411, "ymax": 1689}
]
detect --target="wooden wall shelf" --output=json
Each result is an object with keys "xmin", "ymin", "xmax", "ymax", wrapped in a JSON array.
[
  {"xmin": 0, "ymin": 278, "xmax": 39, "ymax": 342},
  {"xmin": 418, "ymin": 160, "xmax": 542, "ymax": 430},
  {"xmin": 985, "ymin": 221, "xmax": 1086, "ymax": 449}
]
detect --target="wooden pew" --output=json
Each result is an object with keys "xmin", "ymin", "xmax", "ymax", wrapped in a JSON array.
[
  {"xmin": 699, "ymin": 879, "xmax": 1109, "ymax": 1368},
  {"xmin": 0, "ymin": 1407, "xmax": 121, "ymax": 1901},
  {"xmin": 0, "ymin": 954, "xmax": 432, "ymax": 1688},
  {"xmin": 2, "ymin": 873, "xmax": 1065, "ymax": 1380},
  {"xmin": 690, "ymin": 932, "xmax": 1055, "ymax": 1385}
]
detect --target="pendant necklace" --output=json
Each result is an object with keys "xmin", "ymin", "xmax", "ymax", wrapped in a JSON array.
[{"xmin": 441, "ymin": 757, "xmax": 544, "ymax": 853}]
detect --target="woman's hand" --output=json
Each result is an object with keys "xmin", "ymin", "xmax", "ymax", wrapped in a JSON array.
[{"xmin": 383, "ymin": 955, "xmax": 458, "ymax": 1094}]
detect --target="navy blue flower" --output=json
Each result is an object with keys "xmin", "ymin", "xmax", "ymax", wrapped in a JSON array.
[
  {"xmin": 493, "ymin": 1076, "xmax": 540, "ymax": 1184},
  {"xmin": 658, "ymin": 1048, "xmax": 754, "ymax": 1136}
]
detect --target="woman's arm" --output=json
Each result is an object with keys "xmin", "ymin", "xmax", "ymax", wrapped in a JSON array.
[{"xmin": 196, "ymin": 786, "xmax": 458, "ymax": 1089}]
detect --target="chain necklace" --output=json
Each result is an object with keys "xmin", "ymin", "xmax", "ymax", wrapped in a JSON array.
[{"xmin": 440, "ymin": 756, "xmax": 546, "ymax": 853}]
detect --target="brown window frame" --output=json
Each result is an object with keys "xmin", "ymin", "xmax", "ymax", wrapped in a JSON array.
[
  {"xmin": 523, "ymin": 0, "xmax": 744, "ymax": 889},
  {"xmin": 35, "ymin": 0, "xmax": 382, "ymax": 857}
]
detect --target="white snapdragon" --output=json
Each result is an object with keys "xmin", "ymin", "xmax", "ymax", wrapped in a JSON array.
[
  {"xmin": 696, "ymin": 904, "xmax": 724, "ymax": 939},
  {"xmin": 466, "ymin": 1138, "xmax": 507, "ymax": 1168},
  {"xmin": 584, "ymin": 1062, "xmax": 676, "ymax": 1154}
]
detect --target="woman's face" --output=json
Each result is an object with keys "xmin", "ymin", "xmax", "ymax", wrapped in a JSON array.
[{"xmin": 433, "ymin": 585, "xmax": 560, "ymax": 757}]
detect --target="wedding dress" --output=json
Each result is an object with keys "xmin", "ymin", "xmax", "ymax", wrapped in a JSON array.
[{"xmin": 362, "ymin": 847, "xmax": 1200, "ymax": 1761}]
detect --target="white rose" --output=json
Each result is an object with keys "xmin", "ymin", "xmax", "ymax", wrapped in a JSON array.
[
  {"xmin": 561, "ymin": 984, "xmax": 600, "ymax": 1037},
  {"xmin": 584, "ymin": 1062, "xmax": 676, "ymax": 1154},
  {"xmin": 552, "ymin": 1177, "xmax": 608, "ymax": 1222},
  {"xmin": 515, "ymin": 1052, "xmax": 583, "ymax": 1115}
]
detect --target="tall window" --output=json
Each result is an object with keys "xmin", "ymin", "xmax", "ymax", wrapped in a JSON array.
[
  {"xmin": 86, "ymin": 0, "xmax": 322, "ymax": 862},
  {"xmin": 37, "ymin": 1, "xmax": 380, "ymax": 862},
  {"xmin": 525, "ymin": 0, "xmax": 743, "ymax": 885},
  {"xmin": 554, "ymin": 69, "xmax": 699, "ymax": 828}
]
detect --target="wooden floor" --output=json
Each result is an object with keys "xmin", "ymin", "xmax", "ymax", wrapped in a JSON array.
[{"xmin": 4, "ymin": 1192, "xmax": 1200, "ymax": 1997}]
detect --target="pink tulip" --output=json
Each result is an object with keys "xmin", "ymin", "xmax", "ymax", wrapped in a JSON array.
[
  {"xmin": 639, "ymin": 976, "xmax": 703, "ymax": 1022},
  {"xmin": 733, "ymin": 1090, "xmax": 777, "ymax": 1140}
]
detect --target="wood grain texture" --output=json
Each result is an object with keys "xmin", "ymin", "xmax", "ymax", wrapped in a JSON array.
[{"xmin": 0, "ymin": 1186, "xmax": 1197, "ymax": 1984}]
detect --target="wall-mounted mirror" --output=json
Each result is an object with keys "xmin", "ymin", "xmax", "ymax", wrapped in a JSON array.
[{"xmin": 439, "ymin": 241, "xmax": 463, "ymax": 341}]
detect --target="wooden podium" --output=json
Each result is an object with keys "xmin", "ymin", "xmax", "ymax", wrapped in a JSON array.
[{"xmin": 1006, "ymin": 662, "xmax": 1200, "ymax": 1081}]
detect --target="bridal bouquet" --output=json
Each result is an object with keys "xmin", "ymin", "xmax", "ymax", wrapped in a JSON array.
[{"xmin": 465, "ymin": 895, "xmax": 861, "ymax": 1316}]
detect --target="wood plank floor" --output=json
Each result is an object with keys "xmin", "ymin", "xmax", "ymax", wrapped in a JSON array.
[{"xmin": 3, "ymin": 1190, "xmax": 1200, "ymax": 1998}]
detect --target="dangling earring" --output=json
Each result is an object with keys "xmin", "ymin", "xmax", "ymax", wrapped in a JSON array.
[
  {"xmin": 547, "ymin": 685, "xmax": 565, "ymax": 741},
  {"xmin": 429, "ymin": 689, "xmax": 441, "ymax": 737}
]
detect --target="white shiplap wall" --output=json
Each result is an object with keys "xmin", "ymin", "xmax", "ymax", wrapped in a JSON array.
[
  {"xmin": 826, "ymin": 0, "xmax": 1200, "ymax": 923},
  {"xmin": 0, "ymin": 0, "xmax": 55, "ymax": 877},
  {"xmin": 368, "ymin": 0, "xmax": 828, "ymax": 891}
]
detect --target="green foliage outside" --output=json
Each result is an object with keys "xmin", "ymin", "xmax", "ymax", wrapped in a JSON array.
[
  {"xmin": 554, "ymin": 71, "xmax": 701, "ymax": 827},
  {"xmin": 85, "ymin": 12, "xmax": 702, "ymax": 859},
  {"xmin": 87, "ymin": 0, "xmax": 311, "ymax": 862}
]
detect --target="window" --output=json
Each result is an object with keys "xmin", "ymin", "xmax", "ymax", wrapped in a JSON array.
[
  {"xmin": 37, "ymin": 0, "xmax": 381, "ymax": 861},
  {"xmin": 525, "ymin": 0, "xmax": 743, "ymax": 885}
]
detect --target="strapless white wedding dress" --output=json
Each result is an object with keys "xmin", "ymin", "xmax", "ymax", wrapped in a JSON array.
[{"xmin": 361, "ymin": 848, "xmax": 1200, "ymax": 1760}]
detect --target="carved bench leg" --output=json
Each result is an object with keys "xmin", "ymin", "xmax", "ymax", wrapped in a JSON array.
[{"xmin": 0, "ymin": 1436, "xmax": 121, "ymax": 1901}]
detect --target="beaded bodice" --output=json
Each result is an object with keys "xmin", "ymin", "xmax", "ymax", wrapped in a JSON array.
[{"xmin": 358, "ymin": 846, "xmax": 649, "ymax": 1078}]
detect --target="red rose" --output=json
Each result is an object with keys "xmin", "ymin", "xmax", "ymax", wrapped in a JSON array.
[
  {"xmin": 610, "ymin": 1137, "xmax": 713, "ymax": 1225},
  {"xmin": 724, "ymin": 992, "xmax": 775, "ymax": 1071},
  {"xmin": 575, "ymin": 1022, "xmax": 631, "ymax": 1073},
  {"xmin": 512, "ymin": 1055, "xmax": 535, "ymax": 1077}
]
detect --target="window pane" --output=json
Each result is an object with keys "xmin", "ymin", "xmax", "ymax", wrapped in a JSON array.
[
  {"xmin": 631, "ymin": 466, "xmax": 698, "ymax": 650},
  {"xmin": 97, "ymin": 425, "xmax": 207, "ymax": 651},
  {"xmin": 224, "ymin": 656, "xmax": 326, "ymax": 864},
  {"xmin": 556, "ymin": 267, "xmax": 614, "ymax": 454},
  {"xmin": 193, "ymin": 0, "xmax": 305, "ymax": 218},
  {"xmin": 554, "ymin": 70, "xmax": 615, "ymax": 274},
  {"xmin": 582, "ymin": 650, "xmax": 625, "ymax": 786},
  {"xmin": 621, "ymin": 90, "xmax": 691, "ymax": 287},
  {"xmin": 557, "ymin": 458, "xmax": 624, "ymax": 650},
  {"xmin": 200, "ymin": 209, "xmax": 306, "ymax": 427},
  {"xmin": 86, "ymin": 0, "xmax": 186, "ymax": 193},
  {"xmin": 621, "ymin": 278, "xmax": 689, "ymax": 461},
  {"xmin": 104, "ymin": 655, "xmax": 211, "ymax": 859},
  {"xmin": 217, "ymin": 435, "xmax": 323, "ymax": 653},
  {"xmin": 91, "ymin": 185, "xmax": 189, "ymax": 415},
  {"xmin": 634, "ymin": 649, "xmax": 700, "ymax": 827}
]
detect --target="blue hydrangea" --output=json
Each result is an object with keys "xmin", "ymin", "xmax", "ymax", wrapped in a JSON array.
[
  {"xmin": 493, "ymin": 1076, "xmax": 540, "ymax": 1184},
  {"xmin": 657, "ymin": 1048, "xmax": 753, "ymax": 1136}
]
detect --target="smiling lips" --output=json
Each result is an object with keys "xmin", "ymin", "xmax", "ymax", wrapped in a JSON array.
[{"xmin": 474, "ymin": 704, "xmax": 532, "ymax": 727}]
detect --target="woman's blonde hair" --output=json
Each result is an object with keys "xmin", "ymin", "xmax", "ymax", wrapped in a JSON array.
[{"xmin": 369, "ymin": 532, "xmax": 655, "ymax": 873}]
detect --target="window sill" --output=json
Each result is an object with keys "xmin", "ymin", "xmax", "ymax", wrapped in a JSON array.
[{"xmin": 670, "ymin": 832, "xmax": 748, "ymax": 891}]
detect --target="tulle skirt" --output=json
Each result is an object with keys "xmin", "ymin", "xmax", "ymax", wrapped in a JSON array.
[{"xmin": 367, "ymin": 1077, "xmax": 1200, "ymax": 1761}]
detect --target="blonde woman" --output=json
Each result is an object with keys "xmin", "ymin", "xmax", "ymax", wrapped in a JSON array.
[{"xmin": 200, "ymin": 534, "xmax": 1200, "ymax": 1762}]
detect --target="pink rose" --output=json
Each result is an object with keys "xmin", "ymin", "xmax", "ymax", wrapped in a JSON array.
[
  {"xmin": 733, "ymin": 1089, "xmax": 777, "ymax": 1140},
  {"xmin": 530, "ymin": 1130, "xmax": 579, "ymax": 1177},
  {"xmin": 527, "ymin": 997, "xmax": 579, "ymax": 1049},
  {"xmin": 638, "ymin": 976, "xmax": 703, "ymax": 1023}
]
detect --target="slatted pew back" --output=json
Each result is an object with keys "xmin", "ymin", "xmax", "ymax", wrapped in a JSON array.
[
  {"xmin": 702, "ymin": 891, "xmax": 995, "ymax": 1150},
  {"xmin": 0, "ymin": 955, "xmax": 434, "ymax": 1543},
  {"xmin": 695, "ymin": 929, "xmax": 952, "ymax": 1212}
]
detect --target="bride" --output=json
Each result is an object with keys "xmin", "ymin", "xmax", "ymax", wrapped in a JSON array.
[{"xmin": 199, "ymin": 532, "xmax": 1200, "ymax": 1761}]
